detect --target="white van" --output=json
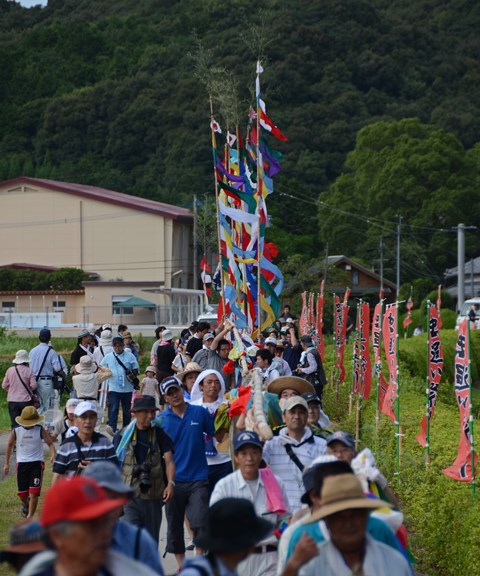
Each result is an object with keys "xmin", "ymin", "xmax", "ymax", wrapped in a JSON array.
[{"xmin": 456, "ymin": 298, "xmax": 480, "ymax": 329}]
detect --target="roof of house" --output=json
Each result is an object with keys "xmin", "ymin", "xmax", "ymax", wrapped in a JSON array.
[
  {"xmin": 445, "ymin": 256, "xmax": 480, "ymax": 278},
  {"xmin": 0, "ymin": 177, "xmax": 192, "ymax": 222},
  {"xmin": 327, "ymin": 255, "xmax": 397, "ymax": 290}
]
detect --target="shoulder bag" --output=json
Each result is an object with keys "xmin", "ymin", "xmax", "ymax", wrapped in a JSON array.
[
  {"xmin": 15, "ymin": 366, "xmax": 41, "ymax": 409},
  {"xmin": 113, "ymin": 354, "xmax": 140, "ymax": 390}
]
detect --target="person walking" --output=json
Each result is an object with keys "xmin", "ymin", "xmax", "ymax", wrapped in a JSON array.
[
  {"xmin": 3, "ymin": 407, "xmax": 56, "ymax": 519},
  {"xmin": 114, "ymin": 395, "xmax": 175, "ymax": 543},
  {"xmin": 180, "ymin": 498, "xmax": 273, "ymax": 576},
  {"xmin": 100, "ymin": 336, "xmax": 139, "ymax": 432},
  {"xmin": 210, "ymin": 431, "xmax": 290, "ymax": 576},
  {"xmin": 29, "ymin": 329, "xmax": 62, "ymax": 414},
  {"xmin": 2, "ymin": 350, "xmax": 38, "ymax": 428}
]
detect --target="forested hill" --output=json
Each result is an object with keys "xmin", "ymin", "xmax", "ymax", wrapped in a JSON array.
[{"xmin": 2, "ymin": 0, "xmax": 480, "ymax": 281}]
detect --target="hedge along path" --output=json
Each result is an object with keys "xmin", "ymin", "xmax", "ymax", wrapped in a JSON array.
[{"xmin": 322, "ymin": 329, "xmax": 480, "ymax": 576}]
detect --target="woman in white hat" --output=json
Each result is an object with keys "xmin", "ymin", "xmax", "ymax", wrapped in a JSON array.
[
  {"xmin": 93, "ymin": 329, "xmax": 114, "ymax": 365},
  {"xmin": 2, "ymin": 350, "xmax": 38, "ymax": 429},
  {"xmin": 72, "ymin": 356, "xmax": 111, "ymax": 401}
]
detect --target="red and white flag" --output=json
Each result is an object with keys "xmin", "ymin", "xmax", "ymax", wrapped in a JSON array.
[
  {"xmin": 258, "ymin": 99, "xmax": 288, "ymax": 142},
  {"xmin": 403, "ymin": 295, "xmax": 413, "ymax": 330},
  {"xmin": 227, "ymin": 131, "xmax": 237, "ymax": 147},
  {"xmin": 443, "ymin": 319, "xmax": 478, "ymax": 481},
  {"xmin": 382, "ymin": 304, "xmax": 398, "ymax": 422},
  {"xmin": 417, "ymin": 306, "xmax": 443, "ymax": 447},
  {"xmin": 210, "ymin": 119, "xmax": 222, "ymax": 134}
]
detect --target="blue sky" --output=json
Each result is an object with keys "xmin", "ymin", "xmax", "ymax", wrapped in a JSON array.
[{"xmin": 18, "ymin": 0, "xmax": 48, "ymax": 6}]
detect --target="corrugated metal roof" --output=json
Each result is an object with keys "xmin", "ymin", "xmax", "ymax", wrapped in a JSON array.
[{"xmin": 0, "ymin": 177, "xmax": 192, "ymax": 222}]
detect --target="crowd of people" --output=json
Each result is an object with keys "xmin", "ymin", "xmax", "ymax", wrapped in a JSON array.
[{"xmin": 0, "ymin": 306, "xmax": 412, "ymax": 575}]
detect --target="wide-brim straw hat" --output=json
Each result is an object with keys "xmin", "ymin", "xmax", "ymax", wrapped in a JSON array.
[
  {"xmin": 307, "ymin": 474, "xmax": 392, "ymax": 523},
  {"xmin": 75, "ymin": 355, "xmax": 98, "ymax": 375},
  {"xmin": 15, "ymin": 406, "xmax": 45, "ymax": 427},
  {"xmin": 178, "ymin": 362, "xmax": 203, "ymax": 383},
  {"xmin": 13, "ymin": 350, "xmax": 29, "ymax": 364},
  {"xmin": 267, "ymin": 375, "xmax": 314, "ymax": 396}
]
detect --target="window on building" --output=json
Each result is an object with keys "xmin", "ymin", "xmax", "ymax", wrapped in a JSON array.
[
  {"xmin": 352, "ymin": 270, "xmax": 359, "ymax": 286},
  {"xmin": 112, "ymin": 295, "xmax": 134, "ymax": 316},
  {"xmin": 52, "ymin": 301, "xmax": 66, "ymax": 309},
  {"xmin": 2, "ymin": 301, "xmax": 15, "ymax": 312}
]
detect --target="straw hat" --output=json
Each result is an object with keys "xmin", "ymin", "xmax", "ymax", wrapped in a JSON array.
[
  {"xmin": 15, "ymin": 406, "xmax": 45, "ymax": 427},
  {"xmin": 267, "ymin": 376, "xmax": 314, "ymax": 396},
  {"xmin": 307, "ymin": 474, "xmax": 392, "ymax": 523},
  {"xmin": 13, "ymin": 350, "xmax": 29, "ymax": 365},
  {"xmin": 178, "ymin": 362, "xmax": 203, "ymax": 383},
  {"xmin": 75, "ymin": 355, "xmax": 98, "ymax": 375}
]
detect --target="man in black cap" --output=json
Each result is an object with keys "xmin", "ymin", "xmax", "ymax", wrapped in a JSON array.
[
  {"xmin": 180, "ymin": 498, "xmax": 273, "ymax": 576},
  {"xmin": 211, "ymin": 431, "xmax": 290, "ymax": 576},
  {"xmin": 114, "ymin": 395, "xmax": 175, "ymax": 543}
]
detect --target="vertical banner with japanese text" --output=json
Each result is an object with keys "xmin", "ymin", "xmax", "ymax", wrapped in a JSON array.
[
  {"xmin": 372, "ymin": 302, "xmax": 388, "ymax": 410},
  {"xmin": 316, "ymin": 281, "xmax": 325, "ymax": 361},
  {"xmin": 299, "ymin": 292, "xmax": 308, "ymax": 337},
  {"xmin": 382, "ymin": 304, "xmax": 398, "ymax": 422},
  {"xmin": 443, "ymin": 319, "xmax": 478, "ymax": 482},
  {"xmin": 417, "ymin": 305, "xmax": 444, "ymax": 447}
]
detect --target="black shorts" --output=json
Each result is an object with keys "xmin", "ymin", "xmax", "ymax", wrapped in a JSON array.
[{"xmin": 17, "ymin": 461, "xmax": 45, "ymax": 497}]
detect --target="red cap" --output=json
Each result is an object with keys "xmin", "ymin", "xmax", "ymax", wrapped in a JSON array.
[{"xmin": 40, "ymin": 476, "xmax": 128, "ymax": 527}]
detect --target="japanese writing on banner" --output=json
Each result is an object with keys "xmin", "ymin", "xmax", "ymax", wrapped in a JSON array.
[
  {"xmin": 316, "ymin": 281, "xmax": 325, "ymax": 361},
  {"xmin": 300, "ymin": 292, "xmax": 308, "ymax": 337},
  {"xmin": 417, "ymin": 306, "xmax": 444, "ymax": 447},
  {"xmin": 308, "ymin": 292, "xmax": 315, "ymax": 334},
  {"xmin": 353, "ymin": 303, "xmax": 371, "ymax": 398},
  {"xmin": 381, "ymin": 304, "xmax": 398, "ymax": 422},
  {"xmin": 443, "ymin": 319, "xmax": 478, "ymax": 481},
  {"xmin": 334, "ymin": 296, "xmax": 345, "ymax": 382},
  {"xmin": 372, "ymin": 302, "xmax": 388, "ymax": 409}
]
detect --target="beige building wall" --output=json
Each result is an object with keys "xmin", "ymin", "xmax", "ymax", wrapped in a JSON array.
[{"xmin": 0, "ymin": 181, "xmax": 192, "ymax": 284}]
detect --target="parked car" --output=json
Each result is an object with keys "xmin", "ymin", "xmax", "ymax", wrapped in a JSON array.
[
  {"xmin": 456, "ymin": 298, "xmax": 480, "ymax": 329},
  {"xmin": 197, "ymin": 304, "xmax": 219, "ymax": 329}
]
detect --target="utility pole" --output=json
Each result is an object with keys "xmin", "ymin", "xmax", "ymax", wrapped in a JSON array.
[
  {"xmin": 193, "ymin": 195, "xmax": 197, "ymax": 290},
  {"xmin": 455, "ymin": 223, "xmax": 477, "ymax": 310},
  {"xmin": 396, "ymin": 216, "xmax": 402, "ymax": 299}
]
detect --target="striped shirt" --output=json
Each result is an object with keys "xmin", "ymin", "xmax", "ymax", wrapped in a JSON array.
[
  {"xmin": 53, "ymin": 432, "xmax": 118, "ymax": 477},
  {"xmin": 262, "ymin": 428, "xmax": 326, "ymax": 513}
]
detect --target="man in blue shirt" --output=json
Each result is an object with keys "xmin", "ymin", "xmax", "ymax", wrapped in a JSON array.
[
  {"xmin": 29, "ymin": 329, "xmax": 62, "ymax": 413},
  {"xmin": 100, "ymin": 336, "xmax": 139, "ymax": 432},
  {"xmin": 158, "ymin": 376, "xmax": 215, "ymax": 572}
]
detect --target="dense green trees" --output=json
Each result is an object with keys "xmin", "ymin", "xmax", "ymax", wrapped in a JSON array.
[{"xmin": 2, "ymin": 0, "xmax": 480, "ymax": 281}]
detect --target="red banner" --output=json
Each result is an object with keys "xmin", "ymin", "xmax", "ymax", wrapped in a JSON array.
[
  {"xmin": 359, "ymin": 303, "xmax": 372, "ymax": 399},
  {"xmin": 382, "ymin": 304, "xmax": 398, "ymax": 421},
  {"xmin": 417, "ymin": 306, "xmax": 444, "ymax": 447},
  {"xmin": 402, "ymin": 295, "xmax": 413, "ymax": 330},
  {"xmin": 437, "ymin": 284, "xmax": 443, "ymax": 329},
  {"xmin": 299, "ymin": 292, "xmax": 308, "ymax": 337},
  {"xmin": 443, "ymin": 319, "xmax": 478, "ymax": 481},
  {"xmin": 308, "ymin": 292, "xmax": 315, "ymax": 334},
  {"xmin": 334, "ymin": 296, "xmax": 345, "ymax": 382},
  {"xmin": 316, "ymin": 281, "xmax": 325, "ymax": 361},
  {"xmin": 372, "ymin": 302, "xmax": 388, "ymax": 409}
]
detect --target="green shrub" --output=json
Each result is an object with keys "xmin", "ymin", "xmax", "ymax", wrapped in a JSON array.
[{"xmin": 323, "ymin": 332, "xmax": 480, "ymax": 575}]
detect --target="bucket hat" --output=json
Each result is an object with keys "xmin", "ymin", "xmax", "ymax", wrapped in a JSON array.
[
  {"xmin": 15, "ymin": 407, "xmax": 45, "ymax": 427},
  {"xmin": 13, "ymin": 350, "xmax": 29, "ymax": 365}
]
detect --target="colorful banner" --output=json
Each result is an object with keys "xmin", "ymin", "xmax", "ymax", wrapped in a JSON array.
[
  {"xmin": 372, "ymin": 302, "xmax": 388, "ymax": 410},
  {"xmin": 359, "ymin": 302, "xmax": 372, "ymax": 399},
  {"xmin": 382, "ymin": 304, "xmax": 398, "ymax": 422},
  {"xmin": 443, "ymin": 319, "xmax": 478, "ymax": 481},
  {"xmin": 308, "ymin": 292, "xmax": 315, "ymax": 334},
  {"xmin": 316, "ymin": 280, "xmax": 325, "ymax": 361},
  {"xmin": 300, "ymin": 292, "xmax": 308, "ymax": 337},
  {"xmin": 417, "ymin": 306, "xmax": 444, "ymax": 447}
]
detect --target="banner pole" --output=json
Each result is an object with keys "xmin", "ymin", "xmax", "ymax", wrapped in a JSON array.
[
  {"xmin": 425, "ymin": 302, "xmax": 431, "ymax": 466},
  {"xmin": 331, "ymin": 293, "xmax": 339, "ymax": 399},
  {"xmin": 395, "ymin": 301, "xmax": 401, "ymax": 476},
  {"xmin": 468, "ymin": 320, "xmax": 476, "ymax": 498}
]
